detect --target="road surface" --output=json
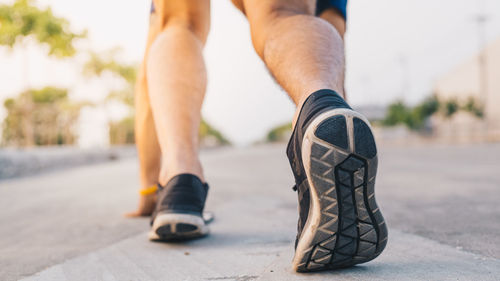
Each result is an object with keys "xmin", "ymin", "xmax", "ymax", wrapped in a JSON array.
[{"xmin": 1, "ymin": 143, "xmax": 499, "ymax": 280}]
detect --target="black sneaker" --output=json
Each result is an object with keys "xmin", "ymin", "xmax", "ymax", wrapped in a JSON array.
[
  {"xmin": 149, "ymin": 173, "xmax": 210, "ymax": 241},
  {"xmin": 287, "ymin": 89, "xmax": 388, "ymax": 272}
]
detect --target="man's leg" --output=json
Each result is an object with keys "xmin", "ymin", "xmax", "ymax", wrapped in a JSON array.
[
  {"xmin": 126, "ymin": 4, "xmax": 173, "ymax": 217},
  {"xmin": 233, "ymin": 0, "xmax": 387, "ymax": 272},
  {"xmin": 236, "ymin": 0, "xmax": 345, "ymax": 115},
  {"xmin": 146, "ymin": 0, "xmax": 212, "ymax": 241},
  {"xmin": 147, "ymin": 0, "xmax": 210, "ymax": 186},
  {"xmin": 126, "ymin": 61, "xmax": 161, "ymax": 217}
]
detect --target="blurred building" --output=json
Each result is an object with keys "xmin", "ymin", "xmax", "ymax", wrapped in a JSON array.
[{"xmin": 434, "ymin": 37, "xmax": 500, "ymax": 142}]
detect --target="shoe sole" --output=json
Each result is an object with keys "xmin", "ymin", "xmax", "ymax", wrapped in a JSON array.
[
  {"xmin": 148, "ymin": 213, "xmax": 209, "ymax": 241},
  {"xmin": 292, "ymin": 108, "xmax": 388, "ymax": 272}
]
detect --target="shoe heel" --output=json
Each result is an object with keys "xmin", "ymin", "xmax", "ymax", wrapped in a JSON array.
[{"xmin": 294, "ymin": 109, "xmax": 387, "ymax": 272}]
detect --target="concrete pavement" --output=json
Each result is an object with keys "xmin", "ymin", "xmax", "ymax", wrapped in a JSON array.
[{"xmin": 1, "ymin": 143, "xmax": 499, "ymax": 280}]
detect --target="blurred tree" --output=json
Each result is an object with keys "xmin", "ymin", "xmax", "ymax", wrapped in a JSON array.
[
  {"xmin": 266, "ymin": 122, "xmax": 292, "ymax": 143},
  {"xmin": 409, "ymin": 95, "xmax": 440, "ymax": 129},
  {"xmin": 109, "ymin": 116, "xmax": 135, "ymax": 145},
  {"xmin": 83, "ymin": 50, "xmax": 138, "ymax": 144},
  {"xmin": 382, "ymin": 96, "xmax": 440, "ymax": 130},
  {"xmin": 382, "ymin": 100, "xmax": 412, "ymax": 127},
  {"xmin": 0, "ymin": 1, "xmax": 87, "ymax": 147},
  {"xmin": 462, "ymin": 97, "xmax": 484, "ymax": 118},
  {"xmin": 0, "ymin": 0, "xmax": 85, "ymax": 57},
  {"xmin": 83, "ymin": 50, "xmax": 137, "ymax": 107},
  {"xmin": 381, "ymin": 94, "xmax": 485, "ymax": 131},
  {"xmin": 199, "ymin": 119, "xmax": 230, "ymax": 146},
  {"xmin": 84, "ymin": 50, "xmax": 137, "ymax": 84},
  {"xmin": 443, "ymin": 99, "xmax": 459, "ymax": 118},
  {"xmin": 0, "ymin": 0, "xmax": 86, "ymax": 97},
  {"xmin": 2, "ymin": 87, "xmax": 89, "ymax": 146}
]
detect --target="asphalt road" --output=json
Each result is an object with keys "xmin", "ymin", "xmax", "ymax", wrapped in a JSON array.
[{"xmin": 1, "ymin": 143, "xmax": 499, "ymax": 280}]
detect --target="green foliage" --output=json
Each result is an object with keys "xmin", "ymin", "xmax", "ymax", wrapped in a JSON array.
[
  {"xmin": 414, "ymin": 95, "xmax": 440, "ymax": 120},
  {"xmin": 106, "ymin": 89, "xmax": 135, "ymax": 108},
  {"xmin": 462, "ymin": 97, "xmax": 484, "ymax": 118},
  {"xmin": 0, "ymin": 0, "xmax": 85, "ymax": 57},
  {"xmin": 2, "ymin": 87, "xmax": 88, "ymax": 146},
  {"xmin": 199, "ymin": 119, "xmax": 230, "ymax": 145},
  {"xmin": 109, "ymin": 116, "xmax": 135, "ymax": 145},
  {"xmin": 382, "ymin": 96, "xmax": 439, "ymax": 130},
  {"xmin": 30, "ymin": 86, "xmax": 67, "ymax": 103},
  {"xmin": 266, "ymin": 122, "xmax": 292, "ymax": 142},
  {"xmin": 381, "ymin": 94, "xmax": 484, "ymax": 131},
  {"xmin": 84, "ymin": 50, "xmax": 138, "ymax": 108},
  {"xmin": 84, "ymin": 50, "xmax": 137, "ymax": 84},
  {"xmin": 409, "ymin": 95, "xmax": 440, "ymax": 129},
  {"xmin": 382, "ymin": 101, "xmax": 411, "ymax": 127},
  {"xmin": 443, "ymin": 99, "xmax": 458, "ymax": 118},
  {"xmin": 0, "ymin": 1, "xmax": 87, "ymax": 146}
]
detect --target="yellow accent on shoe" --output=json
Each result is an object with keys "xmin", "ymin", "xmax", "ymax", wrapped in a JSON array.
[{"xmin": 139, "ymin": 184, "xmax": 158, "ymax": 196}]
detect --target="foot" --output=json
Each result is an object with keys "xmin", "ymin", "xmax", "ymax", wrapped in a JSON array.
[
  {"xmin": 287, "ymin": 89, "xmax": 388, "ymax": 272},
  {"xmin": 125, "ymin": 193, "xmax": 157, "ymax": 217},
  {"xmin": 149, "ymin": 173, "xmax": 210, "ymax": 241}
]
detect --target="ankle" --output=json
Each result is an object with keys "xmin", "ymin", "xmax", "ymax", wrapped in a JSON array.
[
  {"xmin": 140, "ymin": 179, "xmax": 159, "ymax": 190},
  {"xmin": 158, "ymin": 156, "xmax": 204, "ymax": 186}
]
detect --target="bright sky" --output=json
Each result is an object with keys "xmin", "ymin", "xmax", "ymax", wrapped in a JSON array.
[{"xmin": 1, "ymin": 0, "xmax": 500, "ymax": 145}]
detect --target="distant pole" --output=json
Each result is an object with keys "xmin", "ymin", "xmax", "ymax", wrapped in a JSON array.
[
  {"xmin": 399, "ymin": 55, "xmax": 410, "ymax": 103},
  {"xmin": 475, "ymin": 15, "xmax": 488, "ymax": 107},
  {"xmin": 474, "ymin": 0, "xmax": 489, "ymax": 138},
  {"xmin": 474, "ymin": 0, "xmax": 489, "ymax": 115}
]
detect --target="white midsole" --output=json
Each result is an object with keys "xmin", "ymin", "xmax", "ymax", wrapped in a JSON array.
[{"xmin": 148, "ymin": 213, "xmax": 209, "ymax": 240}]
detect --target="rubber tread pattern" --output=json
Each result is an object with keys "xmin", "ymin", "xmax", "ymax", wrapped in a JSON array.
[
  {"xmin": 315, "ymin": 115, "xmax": 348, "ymax": 150},
  {"xmin": 155, "ymin": 223, "xmax": 203, "ymax": 241},
  {"xmin": 353, "ymin": 117, "xmax": 377, "ymax": 159},
  {"xmin": 296, "ymin": 114, "xmax": 387, "ymax": 272}
]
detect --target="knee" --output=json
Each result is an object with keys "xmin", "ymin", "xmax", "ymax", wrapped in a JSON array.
[
  {"xmin": 244, "ymin": 1, "xmax": 315, "ymax": 58},
  {"xmin": 152, "ymin": 4, "xmax": 210, "ymax": 45}
]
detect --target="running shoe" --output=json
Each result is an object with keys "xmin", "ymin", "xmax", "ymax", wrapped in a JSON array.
[
  {"xmin": 287, "ymin": 89, "xmax": 388, "ymax": 272},
  {"xmin": 149, "ymin": 173, "xmax": 210, "ymax": 241}
]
